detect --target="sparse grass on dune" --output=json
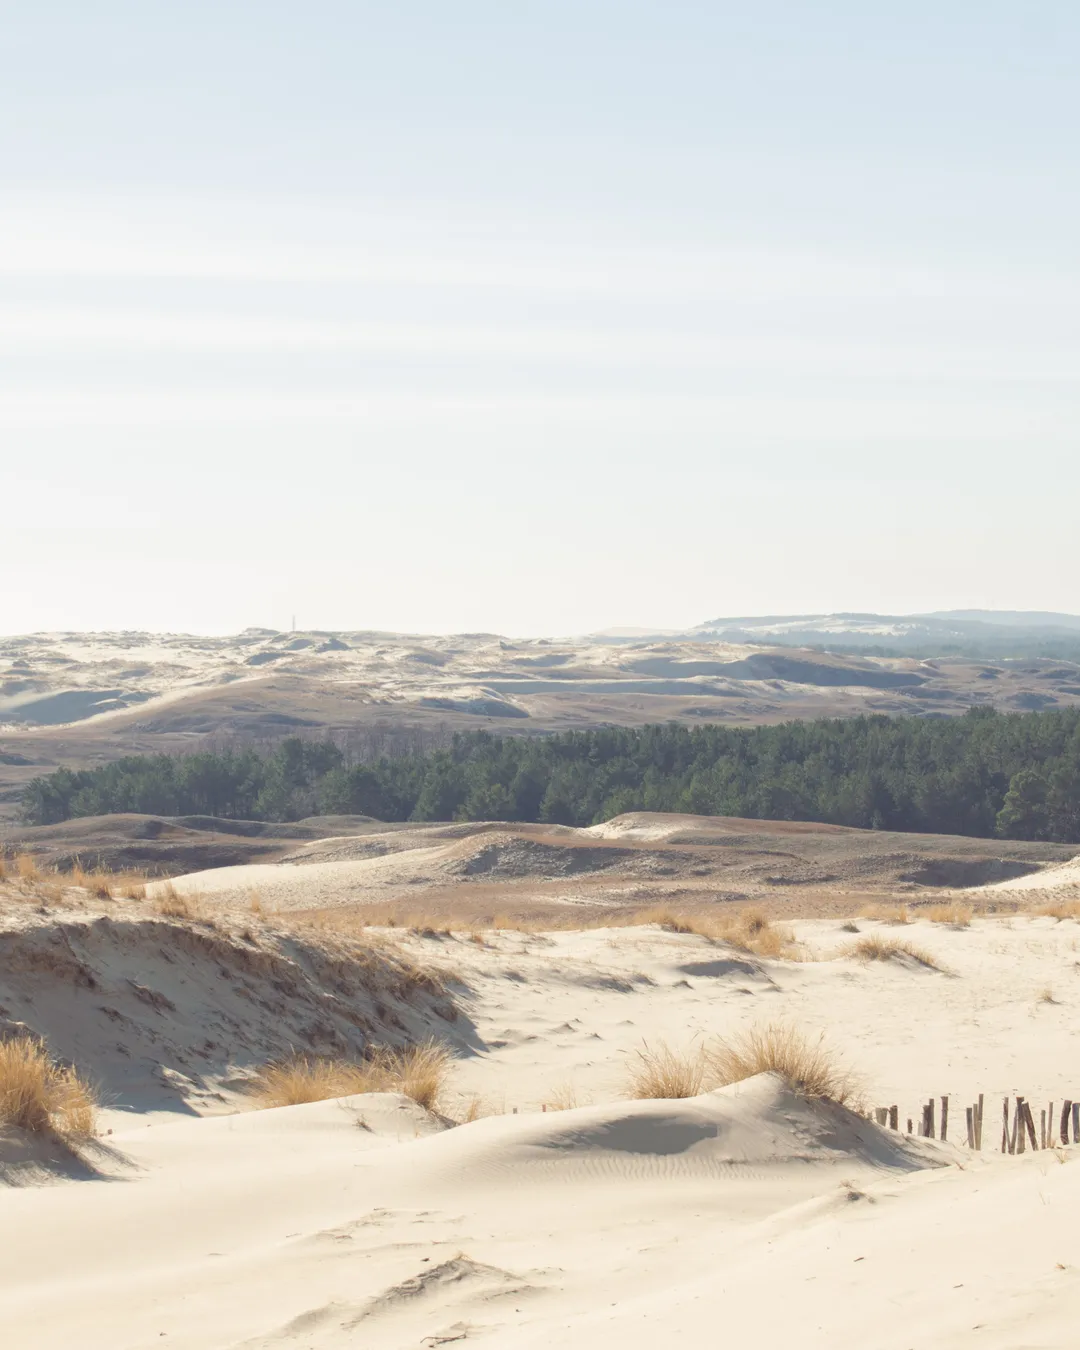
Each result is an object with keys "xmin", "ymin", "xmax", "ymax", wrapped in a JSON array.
[
  {"xmin": 1034, "ymin": 898, "xmax": 1080, "ymax": 921},
  {"xmin": 857, "ymin": 902, "xmax": 911, "ymax": 925},
  {"xmin": 626, "ymin": 1023, "xmax": 860, "ymax": 1106},
  {"xmin": 249, "ymin": 1039, "xmax": 452, "ymax": 1112},
  {"xmin": 625, "ymin": 1042, "xmax": 710, "ymax": 1100},
  {"xmin": 843, "ymin": 931, "xmax": 941, "ymax": 969},
  {"xmin": 633, "ymin": 906, "xmax": 800, "ymax": 959},
  {"xmin": 924, "ymin": 902, "xmax": 972, "ymax": 927},
  {"xmin": 0, "ymin": 1035, "xmax": 97, "ymax": 1140},
  {"xmin": 543, "ymin": 1082, "xmax": 583, "ymax": 1112},
  {"xmin": 708, "ymin": 1021, "xmax": 862, "ymax": 1106}
]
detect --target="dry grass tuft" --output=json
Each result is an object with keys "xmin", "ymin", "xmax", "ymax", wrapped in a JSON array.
[
  {"xmin": 15, "ymin": 853, "xmax": 42, "ymax": 883},
  {"xmin": 924, "ymin": 903, "xmax": 973, "ymax": 927},
  {"xmin": 708, "ymin": 1021, "xmax": 861, "ymax": 1106},
  {"xmin": 153, "ymin": 882, "xmax": 198, "ymax": 920},
  {"xmin": 543, "ymin": 1082, "xmax": 583, "ymax": 1112},
  {"xmin": 0, "ymin": 1035, "xmax": 97, "ymax": 1139},
  {"xmin": 857, "ymin": 902, "xmax": 910, "ymax": 925},
  {"xmin": 1038, "ymin": 984, "xmax": 1057, "ymax": 1005},
  {"xmin": 250, "ymin": 1039, "xmax": 452, "ymax": 1112},
  {"xmin": 1035, "ymin": 899, "xmax": 1080, "ymax": 921},
  {"xmin": 625, "ymin": 1042, "xmax": 710, "ymax": 1100},
  {"xmin": 636, "ymin": 906, "xmax": 799, "ymax": 960},
  {"xmin": 376, "ymin": 1040, "xmax": 451, "ymax": 1111},
  {"xmin": 844, "ymin": 931, "xmax": 941, "ymax": 969}
]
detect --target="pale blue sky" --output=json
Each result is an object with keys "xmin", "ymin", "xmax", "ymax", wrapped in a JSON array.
[{"xmin": 2, "ymin": 2, "xmax": 1078, "ymax": 635}]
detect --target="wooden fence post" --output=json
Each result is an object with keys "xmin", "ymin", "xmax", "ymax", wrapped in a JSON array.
[
  {"xmin": 976, "ymin": 1093, "xmax": 984, "ymax": 1150},
  {"xmin": 875, "ymin": 1107, "xmax": 888, "ymax": 1126},
  {"xmin": 1041, "ymin": 1108, "xmax": 1047, "ymax": 1150},
  {"xmin": 940, "ymin": 1096, "xmax": 949, "ymax": 1142},
  {"xmin": 1002, "ymin": 1097, "xmax": 1010, "ymax": 1153},
  {"xmin": 1023, "ymin": 1102, "xmax": 1038, "ymax": 1151},
  {"xmin": 965, "ymin": 1106, "xmax": 974, "ymax": 1148},
  {"xmin": 907, "ymin": 1117, "xmax": 913, "ymax": 1135},
  {"xmin": 1061, "ymin": 1100, "xmax": 1072, "ymax": 1146},
  {"xmin": 1010, "ymin": 1097, "xmax": 1021, "ymax": 1154},
  {"xmin": 1072, "ymin": 1101, "xmax": 1079, "ymax": 1144}
]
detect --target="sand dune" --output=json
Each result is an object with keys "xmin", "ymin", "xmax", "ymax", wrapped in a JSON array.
[{"xmin": 6, "ymin": 844, "xmax": 1080, "ymax": 1345}]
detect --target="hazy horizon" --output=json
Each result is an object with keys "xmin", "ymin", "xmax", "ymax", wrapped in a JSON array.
[{"xmin": 4, "ymin": 3, "xmax": 1078, "ymax": 635}]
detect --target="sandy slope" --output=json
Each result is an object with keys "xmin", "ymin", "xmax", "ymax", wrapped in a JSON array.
[
  {"xmin": 2, "ymin": 1075, "xmax": 1078, "ymax": 1350},
  {"xmin": 6, "ymin": 892, "xmax": 1080, "ymax": 1345}
]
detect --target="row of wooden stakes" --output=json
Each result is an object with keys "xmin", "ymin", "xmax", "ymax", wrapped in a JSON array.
[{"xmin": 872, "ymin": 1095, "xmax": 1080, "ymax": 1152}]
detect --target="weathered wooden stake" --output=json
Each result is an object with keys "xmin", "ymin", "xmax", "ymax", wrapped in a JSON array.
[
  {"xmin": 1049, "ymin": 1104, "xmax": 1054, "ymax": 1149},
  {"xmin": 1041, "ymin": 1108, "xmax": 1047, "ymax": 1150},
  {"xmin": 1072, "ymin": 1101, "xmax": 1079, "ymax": 1144},
  {"xmin": 889, "ymin": 1105, "xmax": 898, "ymax": 1131},
  {"xmin": 1061, "ymin": 1100, "xmax": 1072, "ymax": 1145},
  {"xmin": 1002, "ymin": 1097, "xmax": 1010, "ymax": 1154},
  {"xmin": 1023, "ymin": 1101, "xmax": 1038, "ymax": 1151},
  {"xmin": 976, "ymin": 1093, "xmax": 984, "ymax": 1150},
  {"xmin": 1010, "ymin": 1097, "xmax": 1021, "ymax": 1154},
  {"xmin": 875, "ymin": 1107, "xmax": 888, "ymax": 1126},
  {"xmin": 907, "ymin": 1117, "xmax": 913, "ymax": 1135},
  {"xmin": 940, "ymin": 1095, "xmax": 949, "ymax": 1141},
  {"xmin": 965, "ymin": 1105, "xmax": 974, "ymax": 1148}
]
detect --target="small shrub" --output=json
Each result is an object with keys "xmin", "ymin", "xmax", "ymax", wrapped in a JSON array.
[
  {"xmin": 0, "ymin": 1035, "xmax": 97, "ymax": 1139},
  {"xmin": 708, "ymin": 1022, "xmax": 861, "ymax": 1106}
]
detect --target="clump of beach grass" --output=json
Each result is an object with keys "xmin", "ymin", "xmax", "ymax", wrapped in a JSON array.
[
  {"xmin": 844, "ymin": 931, "xmax": 941, "ymax": 969},
  {"xmin": 625, "ymin": 1042, "xmax": 711, "ymax": 1100},
  {"xmin": 0, "ymin": 1035, "xmax": 97, "ymax": 1140},
  {"xmin": 707, "ymin": 1021, "xmax": 862, "ymax": 1106},
  {"xmin": 249, "ymin": 1039, "xmax": 452, "ymax": 1113},
  {"xmin": 625, "ymin": 1023, "xmax": 861, "ymax": 1107}
]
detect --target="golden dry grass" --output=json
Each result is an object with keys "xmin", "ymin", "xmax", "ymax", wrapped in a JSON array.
[
  {"xmin": 1034, "ymin": 898, "xmax": 1080, "ymax": 921},
  {"xmin": 707, "ymin": 1021, "xmax": 862, "ymax": 1106},
  {"xmin": 543, "ymin": 1082, "xmax": 583, "ymax": 1112},
  {"xmin": 152, "ymin": 882, "xmax": 200, "ymax": 920},
  {"xmin": 625, "ymin": 1042, "xmax": 710, "ymax": 1099},
  {"xmin": 634, "ymin": 906, "xmax": 799, "ymax": 959},
  {"xmin": 626, "ymin": 1023, "xmax": 860, "ymax": 1106},
  {"xmin": 843, "ymin": 931, "xmax": 940, "ymax": 969},
  {"xmin": 15, "ymin": 853, "xmax": 42, "ymax": 883},
  {"xmin": 924, "ymin": 903, "xmax": 972, "ymax": 927},
  {"xmin": 857, "ymin": 902, "xmax": 911, "ymax": 925},
  {"xmin": 0, "ymin": 1035, "xmax": 97, "ymax": 1139},
  {"xmin": 249, "ymin": 1040, "xmax": 452, "ymax": 1112}
]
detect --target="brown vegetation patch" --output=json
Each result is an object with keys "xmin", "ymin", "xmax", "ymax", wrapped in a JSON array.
[
  {"xmin": 844, "ymin": 931, "xmax": 941, "ymax": 969},
  {"xmin": 249, "ymin": 1039, "xmax": 451, "ymax": 1112},
  {"xmin": 0, "ymin": 1035, "xmax": 97, "ymax": 1139}
]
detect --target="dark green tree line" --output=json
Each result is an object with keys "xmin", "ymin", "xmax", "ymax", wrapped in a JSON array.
[{"xmin": 19, "ymin": 709, "xmax": 1080, "ymax": 843}]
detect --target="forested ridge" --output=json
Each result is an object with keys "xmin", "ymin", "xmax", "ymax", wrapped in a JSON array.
[{"xmin": 19, "ymin": 707, "xmax": 1080, "ymax": 843}]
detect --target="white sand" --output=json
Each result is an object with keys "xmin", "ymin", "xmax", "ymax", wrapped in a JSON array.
[{"xmin": 5, "ymin": 915, "xmax": 1080, "ymax": 1346}]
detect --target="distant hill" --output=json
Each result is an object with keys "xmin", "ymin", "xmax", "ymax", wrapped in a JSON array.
[{"xmin": 682, "ymin": 611, "xmax": 1080, "ymax": 654}]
